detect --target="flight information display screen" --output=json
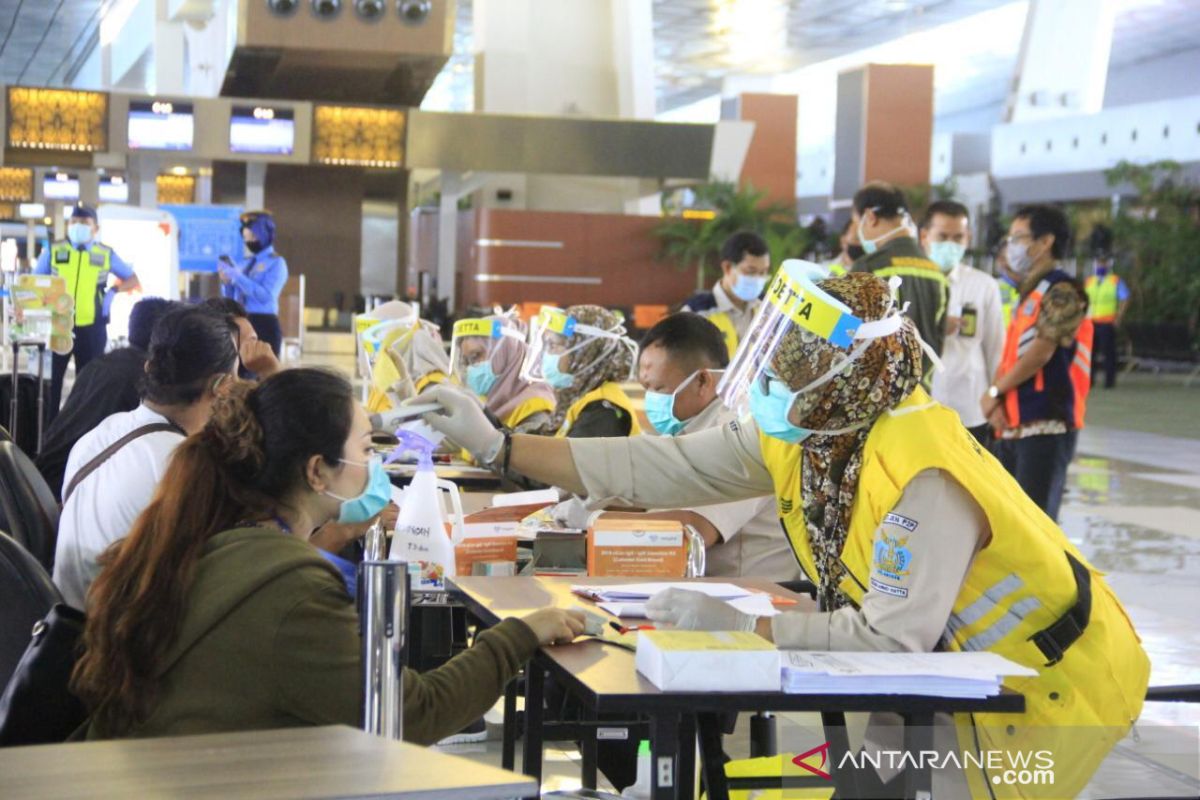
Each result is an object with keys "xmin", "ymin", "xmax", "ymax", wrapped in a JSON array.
[
  {"xmin": 128, "ymin": 100, "xmax": 194, "ymax": 151},
  {"xmin": 229, "ymin": 105, "xmax": 295, "ymax": 155}
]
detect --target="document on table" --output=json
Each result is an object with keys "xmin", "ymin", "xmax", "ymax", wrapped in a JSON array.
[
  {"xmin": 780, "ymin": 651, "xmax": 1037, "ymax": 698},
  {"xmin": 571, "ymin": 582, "xmax": 752, "ymax": 603},
  {"xmin": 599, "ymin": 593, "xmax": 780, "ymax": 619}
]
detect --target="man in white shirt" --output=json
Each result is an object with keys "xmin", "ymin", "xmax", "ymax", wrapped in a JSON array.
[
  {"xmin": 679, "ymin": 231, "xmax": 771, "ymax": 361},
  {"xmin": 615, "ymin": 313, "xmax": 801, "ymax": 582},
  {"xmin": 921, "ymin": 201, "xmax": 1005, "ymax": 444},
  {"xmin": 54, "ymin": 306, "xmax": 240, "ymax": 608}
]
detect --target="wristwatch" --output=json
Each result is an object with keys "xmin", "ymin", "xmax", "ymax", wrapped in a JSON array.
[{"xmin": 987, "ymin": 385, "xmax": 1001, "ymax": 399}]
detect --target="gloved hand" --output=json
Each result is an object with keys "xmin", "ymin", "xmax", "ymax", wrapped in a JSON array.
[
  {"xmin": 644, "ymin": 588, "xmax": 757, "ymax": 632},
  {"xmin": 410, "ymin": 384, "xmax": 504, "ymax": 465},
  {"xmin": 549, "ymin": 496, "xmax": 602, "ymax": 530}
]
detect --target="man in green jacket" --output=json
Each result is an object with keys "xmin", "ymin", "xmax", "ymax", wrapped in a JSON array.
[{"xmin": 851, "ymin": 181, "xmax": 949, "ymax": 382}]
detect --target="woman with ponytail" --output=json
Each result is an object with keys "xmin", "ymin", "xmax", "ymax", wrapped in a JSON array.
[{"xmin": 72, "ymin": 368, "xmax": 583, "ymax": 744}]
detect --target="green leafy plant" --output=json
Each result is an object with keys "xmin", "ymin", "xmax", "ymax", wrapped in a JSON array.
[
  {"xmin": 653, "ymin": 181, "xmax": 811, "ymax": 289},
  {"xmin": 1104, "ymin": 160, "xmax": 1200, "ymax": 333}
]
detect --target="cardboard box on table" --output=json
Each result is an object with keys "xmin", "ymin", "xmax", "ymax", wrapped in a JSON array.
[{"xmin": 587, "ymin": 519, "xmax": 687, "ymax": 578}]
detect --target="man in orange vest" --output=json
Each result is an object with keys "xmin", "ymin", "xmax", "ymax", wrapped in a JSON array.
[
  {"xmin": 1084, "ymin": 251, "xmax": 1129, "ymax": 389},
  {"xmin": 981, "ymin": 204, "xmax": 1091, "ymax": 522}
]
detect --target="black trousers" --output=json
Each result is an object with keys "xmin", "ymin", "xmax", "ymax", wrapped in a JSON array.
[
  {"xmin": 996, "ymin": 430, "xmax": 1078, "ymax": 522},
  {"xmin": 1092, "ymin": 322, "xmax": 1118, "ymax": 388},
  {"xmin": 248, "ymin": 312, "xmax": 282, "ymax": 357},
  {"xmin": 966, "ymin": 423, "xmax": 992, "ymax": 448},
  {"xmin": 50, "ymin": 321, "xmax": 108, "ymax": 418}
]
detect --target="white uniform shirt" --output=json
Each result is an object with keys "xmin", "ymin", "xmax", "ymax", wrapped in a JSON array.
[
  {"xmin": 683, "ymin": 280, "xmax": 761, "ymax": 344},
  {"xmin": 53, "ymin": 405, "xmax": 185, "ymax": 608},
  {"xmin": 672, "ymin": 400, "xmax": 801, "ymax": 582},
  {"xmin": 930, "ymin": 263, "xmax": 1005, "ymax": 428}
]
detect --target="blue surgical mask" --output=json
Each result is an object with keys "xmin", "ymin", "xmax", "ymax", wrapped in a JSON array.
[
  {"xmin": 857, "ymin": 210, "xmax": 907, "ymax": 256},
  {"xmin": 1006, "ymin": 240, "xmax": 1032, "ymax": 275},
  {"xmin": 927, "ymin": 241, "xmax": 965, "ymax": 273},
  {"xmin": 748, "ymin": 374, "xmax": 811, "ymax": 444},
  {"xmin": 67, "ymin": 223, "xmax": 93, "ymax": 247},
  {"xmin": 542, "ymin": 352, "xmax": 574, "ymax": 389},
  {"xmin": 731, "ymin": 273, "xmax": 768, "ymax": 302},
  {"xmin": 644, "ymin": 370, "xmax": 701, "ymax": 436},
  {"xmin": 466, "ymin": 361, "xmax": 498, "ymax": 396},
  {"xmin": 326, "ymin": 455, "xmax": 392, "ymax": 524}
]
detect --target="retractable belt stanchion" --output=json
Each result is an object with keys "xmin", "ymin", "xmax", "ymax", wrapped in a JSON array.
[{"xmin": 359, "ymin": 521, "xmax": 408, "ymax": 740}]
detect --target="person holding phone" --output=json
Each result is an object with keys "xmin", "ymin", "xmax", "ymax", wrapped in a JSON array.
[{"xmin": 218, "ymin": 210, "xmax": 288, "ymax": 357}]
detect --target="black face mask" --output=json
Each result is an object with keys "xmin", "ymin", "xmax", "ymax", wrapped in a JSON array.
[
  {"xmin": 846, "ymin": 244, "xmax": 866, "ymax": 261},
  {"xmin": 246, "ymin": 240, "xmax": 266, "ymax": 254}
]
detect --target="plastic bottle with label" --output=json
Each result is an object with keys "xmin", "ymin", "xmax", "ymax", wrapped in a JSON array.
[
  {"xmin": 388, "ymin": 430, "xmax": 464, "ymax": 590},
  {"xmin": 621, "ymin": 740, "xmax": 652, "ymax": 799}
]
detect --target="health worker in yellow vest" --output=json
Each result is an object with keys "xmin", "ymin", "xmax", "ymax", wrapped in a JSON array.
[
  {"xmin": 35, "ymin": 203, "xmax": 141, "ymax": 415},
  {"xmin": 449, "ymin": 312, "xmax": 555, "ymax": 435},
  {"xmin": 520, "ymin": 304, "xmax": 640, "ymax": 439},
  {"xmin": 414, "ymin": 265, "xmax": 1147, "ymax": 799},
  {"xmin": 680, "ymin": 230, "xmax": 771, "ymax": 360},
  {"xmin": 1083, "ymin": 254, "xmax": 1129, "ymax": 389}
]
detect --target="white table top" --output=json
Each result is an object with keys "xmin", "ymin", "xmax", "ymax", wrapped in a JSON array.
[{"xmin": 0, "ymin": 725, "xmax": 536, "ymax": 800}]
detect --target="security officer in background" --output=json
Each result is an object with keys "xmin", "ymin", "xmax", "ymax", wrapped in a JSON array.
[
  {"xmin": 35, "ymin": 203, "xmax": 141, "ymax": 415},
  {"xmin": 680, "ymin": 230, "xmax": 771, "ymax": 360},
  {"xmin": 850, "ymin": 181, "xmax": 948, "ymax": 382},
  {"xmin": 825, "ymin": 219, "xmax": 862, "ymax": 277},
  {"xmin": 1083, "ymin": 227, "xmax": 1129, "ymax": 389},
  {"xmin": 219, "ymin": 210, "xmax": 288, "ymax": 357}
]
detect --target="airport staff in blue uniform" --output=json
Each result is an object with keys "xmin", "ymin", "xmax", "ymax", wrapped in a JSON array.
[
  {"xmin": 35, "ymin": 203, "xmax": 141, "ymax": 415},
  {"xmin": 219, "ymin": 210, "xmax": 288, "ymax": 356}
]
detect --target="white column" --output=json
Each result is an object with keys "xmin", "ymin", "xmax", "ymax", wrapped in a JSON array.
[
  {"xmin": 246, "ymin": 163, "xmax": 266, "ymax": 211},
  {"xmin": 1006, "ymin": 0, "xmax": 1115, "ymax": 123}
]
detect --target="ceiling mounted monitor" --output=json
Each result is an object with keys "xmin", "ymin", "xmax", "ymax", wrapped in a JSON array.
[
  {"xmin": 128, "ymin": 100, "xmax": 195, "ymax": 151},
  {"xmin": 230, "ymin": 105, "xmax": 296, "ymax": 156},
  {"xmin": 99, "ymin": 175, "xmax": 129, "ymax": 204},
  {"xmin": 43, "ymin": 173, "xmax": 80, "ymax": 202}
]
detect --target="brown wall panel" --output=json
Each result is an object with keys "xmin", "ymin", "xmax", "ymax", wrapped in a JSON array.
[
  {"xmin": 736, "ymin": 93, "xmax": 798, "ymax": 208},
  {"xmin": 460, "ymin": 210, "xmax": 698, "ymax": 311},
  {"xmin": 264, "ymin": 165, "xmax": 364, "ymax": 309},
  {"xmin": 862, "ymin": 64, "xmax": 934, "ymax": 188}
]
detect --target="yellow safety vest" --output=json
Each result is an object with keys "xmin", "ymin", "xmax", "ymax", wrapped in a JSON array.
[
  {"xmin": 998, "ymin": 280, "xmax": 1019, "ymax": 328},
  {"xmin": 49, "ymin": 242, "xmax": 112, "ymax": 327},
  {"xmin": 702, "ymin": 311, "xmax": 739, "ymax": 361},
  {"xmin": 759, "ymin": 388, "xmax": 1148, "ymax": 798},
  {"xmin": 502, "ymin": 395, "xmax": 555, "ymax": 431},
  {"xmin": 825, "ymin": 260, "xmax": 848, "ymax": 277},
  {"xmin": 556, "ymin": 382, "xmax": 642, "ymax": 438},
  {"xmin": 1084, "ymin": 274, "xmax": 1121, "ymax": 323}
]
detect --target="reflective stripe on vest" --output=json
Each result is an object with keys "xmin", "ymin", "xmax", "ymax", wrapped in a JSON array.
[
  {"xmin": 999, "ymin": 272, "xmax": 1093, "ymax": 430},
  {"xmin": 758, "ymin": 389, "xmax": 1148, "ymax": 797},
  {"xmin": 557, "ymin": 382, "xmax": 642, "ymax": 437},
  {"xmin": 1084, "ymin": 274, "xmax": 1120, "ymax": 322},
  {"xmin": 50, "ymin": 243, "xmax": 111, "ymax": 327},
  {"xmin": 703, "ymin": 310, "xmax": 739, "ymax": 361}
]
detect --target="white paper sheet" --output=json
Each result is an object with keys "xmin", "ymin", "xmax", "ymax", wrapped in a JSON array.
[{"xmin": 598, "ymin": 593, "xmax": 780, "ymax": 619}]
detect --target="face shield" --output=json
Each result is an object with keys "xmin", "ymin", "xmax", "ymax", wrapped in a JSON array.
[
  {"xmin": 521, "ymin": 306, "xmax": 637, "ymax": 385},
  {"xmin": 717, "ymin": 260, "xmax": 906, "ymax": 436},
  {"xmin": 450, "ymin": 317, "xmax": 525, "ymax": 395},
  {"xmin": 358, "ymin": 314, "xmax": 446, "ymax": 409}
]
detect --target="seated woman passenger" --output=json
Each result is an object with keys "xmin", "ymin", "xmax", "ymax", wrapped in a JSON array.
[
  {"xmin": 71, "ymin": 368, "xmax": 583, "ymax": 744},
  {"xmin": 523, "ymin": 305, "xmax": 640, "ymax": 438},
  {"xmin": 450, "ymin": 311, "xmax": 556, "ymax": 435}
]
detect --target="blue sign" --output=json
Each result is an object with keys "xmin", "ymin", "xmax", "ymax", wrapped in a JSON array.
[{"xmin": 161, "ymin": 204, "xmax": 244, "ymax": 273}]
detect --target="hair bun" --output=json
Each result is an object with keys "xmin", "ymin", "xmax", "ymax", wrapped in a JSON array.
[{"xmin": 204, "ymin": 380, "xmax": 266, "ymax": 475}]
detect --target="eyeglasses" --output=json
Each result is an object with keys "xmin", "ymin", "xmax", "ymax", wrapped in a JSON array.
[{"xmin": 1003, "ymin": 233, "xmax": 1033, "ymax": 245}]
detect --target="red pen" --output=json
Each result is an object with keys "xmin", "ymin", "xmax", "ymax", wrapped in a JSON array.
[{"xmin": 610, "ymin": 621, "xmax": 655, "ymax": 635}]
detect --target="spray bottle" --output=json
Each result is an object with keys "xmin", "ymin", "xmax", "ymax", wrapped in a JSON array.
[{"xmin": 388, "ymin": 430, "xmax": 464, "ymax": 590}]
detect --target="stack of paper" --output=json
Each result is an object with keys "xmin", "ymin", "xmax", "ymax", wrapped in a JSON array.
[
  {"xmin": 780, "ymin": 651, "xmax": 1038, "ymax": 698},
  {"xmin": 637, "ymin": 630, "xmax": 780, "ymax": 692},
  {"xmin": 571, "ymin": 582, "xmax": 775, "ymax": 618}
]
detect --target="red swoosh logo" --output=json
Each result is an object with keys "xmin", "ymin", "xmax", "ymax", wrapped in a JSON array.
[{"xmin": 791, "ymin": 741, "xmax": 832, "ymax": 780}]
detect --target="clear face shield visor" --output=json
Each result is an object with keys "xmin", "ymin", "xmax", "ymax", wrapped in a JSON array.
[
  {"xmin": 520, "ymin": 306, "xmax": 638, "ymax": 382},
  {"xmin": 449, "ymin": 317, "xmax": 525, "ymax": 383},
  {"xmin": 359, "ymin": 314, "xmax": 442, "ymax": 402},
  {"xmin": 717, "ymin": 260, "xmax": 905, "ymax": 420}
]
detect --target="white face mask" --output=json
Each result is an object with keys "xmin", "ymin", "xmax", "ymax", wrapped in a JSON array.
[{"xmin": 1006, "ymin": 240, "xmax": 1032, "ymax": 274}]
